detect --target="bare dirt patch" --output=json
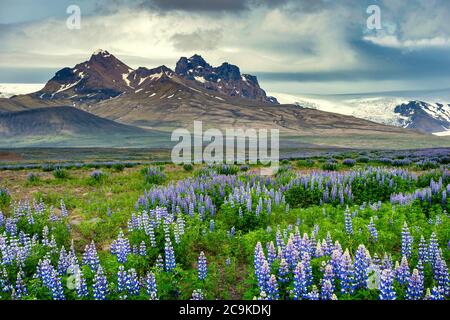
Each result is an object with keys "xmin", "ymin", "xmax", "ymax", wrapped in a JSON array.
[{"xmin": 0, "ymin": 151, "xmax": 22, "ymax": 161}]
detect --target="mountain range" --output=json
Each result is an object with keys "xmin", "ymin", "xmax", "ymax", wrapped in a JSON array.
[
  {"xmin": 274, "ymin": 91, "xmax": 450, "ymax": 136},
  {"xmin": 0, "ymin": 50, "xmax": 449, "ymax": 149}
]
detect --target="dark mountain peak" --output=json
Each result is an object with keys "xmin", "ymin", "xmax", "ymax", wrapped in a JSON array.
[
  {"xmin": 241, "ymin": 74, "xmax": 258, "ymax": 85},
  {"xmin": 92, "ymin": 49, "xmax": 110, "ymax": 56},
  {"xmin": 188, "ymin": 54, "xmax": 209, "ymax": 66},
  {"xmin": 87, "ymin": 49, "xmax": 131, "ymax": 72},
  {"xmin": 125, "ymin": 65, "xmax": 177, "ymax": 89},
  {"xmin": 174, "ymin": 55, "xmax": 277, "ymax": 104},
  {"xmin": 153, "ymin": 65, "xmax": 174, "ymax": 74},
  {"xmin": 216, "ymin": 62, "xmax": 241, "ymax": 81},
  {"xmin": 35, "ymin": 50, "xmax": 133, "ymax": 102},
  {"xmin": 135, "ymin": 65, "xmax": 173, "ymax": 75},
  {"xmin": 89, "ymin": 49, "xmax": 113, "ymax": 64},
  {"xmin": 175, "ymin": 54, "xmax": 212, "ymax": 77}
]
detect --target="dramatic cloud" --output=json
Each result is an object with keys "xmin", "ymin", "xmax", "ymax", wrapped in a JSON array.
[
  {"xmin": 140, "ymin": 0, "xmax": 249, "ymax": 12},
  {"xmin": 363, "ymin": 0, "xmax": 450, "ymax": 49},
  {"xmin": 171, "ymin": 29, "xmax": 223, "ymax": 51},
  {"xmin": 0, "ymin": 0, "xmax": 449, "ymax": 94}
]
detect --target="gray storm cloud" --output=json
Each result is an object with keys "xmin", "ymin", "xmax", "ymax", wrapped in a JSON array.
[{"xmin": 1, "ymin": 0, "xmax": 450, "ymax": 93}]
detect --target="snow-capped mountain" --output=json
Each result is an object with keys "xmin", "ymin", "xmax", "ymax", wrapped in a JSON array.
[
  {"xmin": 394, "ymin": 101, "xmax": 450, "ymax": 134},
  {"xmin": 34, "ymin": 49, "xmax": 134, "ymax": 102},
  {"xmin": 272, "ymin": 92, "xmax": 450, "ymax": 135},
  {"xmin": 175, "ymin": 54, "xmax": 278, "ymax": 104},
  {"xmin": 19, "ymin": 50, "xmax": 277, "ymax": 106}
]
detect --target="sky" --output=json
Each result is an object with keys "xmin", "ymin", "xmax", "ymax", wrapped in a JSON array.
[{"xmin": 1, "ymin": 0, "xmax": 450, "ymax": 94}]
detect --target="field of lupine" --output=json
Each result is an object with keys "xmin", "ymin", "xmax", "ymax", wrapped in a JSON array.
[{"xmin": 0, "ymin": 150, "xmax": 449, "ymax": 300}]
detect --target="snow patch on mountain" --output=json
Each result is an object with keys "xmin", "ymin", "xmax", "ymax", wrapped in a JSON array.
[{"xmin": 194, "ymin": 76, "xmax": 206, "ymax": 83}]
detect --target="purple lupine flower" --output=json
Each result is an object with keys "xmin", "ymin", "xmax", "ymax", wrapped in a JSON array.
[
  {"xmin": 35, "ymin": 258, "xmax": 65, "ymax": 300},
  {"xmin": 145, "ymin": 272, "xmax": 158, "ymax": 300},
  {"xmin": 60, "ymin": 199, "xmax": 68, "ymax": 218},
  {"xmin": 267, "ymin": 241, "xmax": 276, "ymax": 266},
  {"xmin": 139, "ymin": 241, "xmax": 147, "ymax": 256},
  {"xmin": 338, "ymin": 249, "xmax": 354, "ymax": 295},
  {"xmin": 246, "ymin": 196, "xmax": 252, "ymax": 213},
  {"xmin": 254, "ymin": 242, "xmax": 264, "ymax": 271},
  {"xmin": 174, "ymin": 224, "xmax": 181, "ymax": 244},
  {"xmin": 278, "ymin": 259, "xmax": 290, "ymax": 284},
  {"xmin": 427, "ymin": 286, "xmax": 445, "ymax": 300},
  {"xmin": 325, "ymin": 232, "xmax": 333, "ymax": 256},
  {"xmin": 331, "ymin": 248, "xmax": 342, "ymax": 273},
  {"xmin": 418, "ymin": 235, "xmax": 428, "ymax": 263},
  {"xmin": 344, "ymin": 207, "xmax": 353, "ymax": 235},
  {"xmin": 15, "ymin": 271, "xmax": 27, "ymax": 299},
  {"xmin": 368, "ymin": 218, "xmax": 378, "ymax": 242},
  {"xmin": 395, "ymin": 256, "xmax": 410, "ymax": 285},
  {"xmin": 292, "ymin": 261, "xmax": 307, "ymax": 300},
  {"xmin": 256, "ymin": 258, "xmax": 271, "ymax": 293},
  {"xmin": 266, "ymin": 200, "xmax": 272, "ymax": 215},
  {"xmin": 111, "ymin": 230, "xmax": 131, "ymax": 264},
  {"xmin": 275, "ymin": 228, "xmax": 285, "ymax": 252},
  {"xmin": 155, "ymin": 254, "xmax": 164, "ymax": 270},
  {"xmin": 117, "ymin": 265, "xmax": 127, "ymax": 295},
  {"xmin": 321, "ymin": 264, "xmax": 335, "ymax": 300},
  {"xmin": 301, "ymin": 233, "xmax": 312, "ymax": 259},
  {"xmin": 434, "ymin": 256, "xmax": 449, "ymax": 296},
  {"xmin": 315, "ymin": 242, "xmax": 323, "ymax": 258},
  {"xmin": 49, "ymin": 269, "xmax": 65, "ymax": 300},
  {"xmin": 164, "ymin": 238, "xmax": 176, "ymax": 273},
  {"xmin": 198, "ymin": 251, "xmax": 207, "ymax": 281},
  {"xmin": 82, "ymin": 241, "xmax": 100, "ymax": 271},
  {"xmin": 284, "ymin": 238, "xmax": 296, "ymax": 269},
  {"xmin": 401, "ymin": 222, "xmax": 413, "ymax": 258},
  {"xmin": 428, "ymin": 232, "xmax": 440, "ymax": 267},
  {"xmin": 266, "ymin": 274, "xmax": 279, "ymax": 300},
  {"xmin": 126, "ymin": 268, "xmax": 141, "ymax": 296},
  {"xmin": 57, "ymin": 246, "xmax": 69, "ymax": 275},
  {"xmin": 191, "ymin": 289, "xmax": 204, "ymax": 300},
  {"xmin": 406, "ymin": 269, "xmax": 423, "ymax": 300},
  {"xmin": 381, "ymin": 253, "xmax": 393, "ymax": 271},
  {"xmin": 302, "ymin": 252, "xmax": 313, "ymax": 287},
  {"xmin": 305, "ymin": 285, "xmax": 320, "ymax": 300},
  {"xmin": 75, "ymin": 268, "xmax": 88, "ymax": 299},
  {"xmin": 354, "ymin": 244, "xmax": 370, "ymax": 289},
  {"xmin": 321, "ymin": 239, "xmax": 330, "ymax": 257},
  {"xmin": 379, "ymin": 268, "xmax": 396, "ymax": 300},
  {"xmin": 372, "ymin": 253, "xmax": 381, "ymax": 267},
  {"xmin": 93, "ymin": 265, "xmax": 108, "ymax": 300},
  {"xmin": 0, "ymin": 267, "xmax": 11, "ymax": 293}
]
